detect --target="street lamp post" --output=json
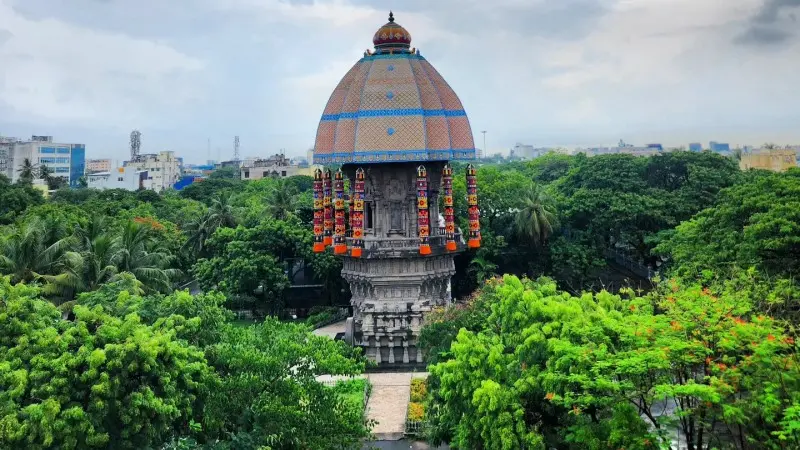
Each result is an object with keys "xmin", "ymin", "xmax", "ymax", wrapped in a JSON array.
[{"xmin": 481, "ymin": 130, "xmax": 487, "ymax": 159}]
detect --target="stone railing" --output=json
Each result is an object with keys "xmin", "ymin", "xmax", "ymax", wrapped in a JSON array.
[{"xmin": 345, "ymin": 230, "xmax": 465, "ymax": 258}]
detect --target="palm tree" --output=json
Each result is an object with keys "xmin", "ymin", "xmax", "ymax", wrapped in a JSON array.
[
  {"xmin": 0, "ymin": 217, "xmax": 78, "ymax": 287},
  {"xmin": 268, "ymin": 181, "xmax": 298, "ymax": 220},
  {"xmin": 16, "ymin": 158, "xmax": 37, "ymax": 184},
  {"xmin": 114, "ymin": 220, "xmax": 181, "ymax": 293},
  {"xmin": 514, "ymin": 184, "xmax": 559, "ymax": 247},
  {"xmin": 184, "ymin": 194, "xmax": 239, "ymax": 257},
  {"xmin": 468, "ymin": 256, "xmax": 498, "ymax": 284}
]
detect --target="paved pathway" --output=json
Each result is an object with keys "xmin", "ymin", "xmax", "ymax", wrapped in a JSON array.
[
  {"xmin": 312, "ymin": 319, "xmax": 346, "ymax": 339},
  {"xmin": 312, "ymin": 324, "xmax": 430, "ymax": 441},
  {"xmin": 365, "ymin": 372, "xmax": 429, "ymax": 440}
]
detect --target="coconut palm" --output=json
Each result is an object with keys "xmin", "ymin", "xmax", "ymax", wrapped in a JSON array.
[
  {"xmin": 267, "ymin": 181, "xmax": 298, "ymax": 220},
  {"xmin": 16, "ymin": 158, "xmax": 37, "ymax": 184},
  {"xmin": 114, "ymin": 220, "xmax": 181, "ymax": 293},
  {"xmin": 514, "ymin": 184, "xmax": 559, "ymax": 247},
  {"xmin": 184, "ymin": 194, "xmax": 239, "ymax": 257},
  {"xmin": 0, "ymin": 216, "xmax": 78, "ymax": 286}
]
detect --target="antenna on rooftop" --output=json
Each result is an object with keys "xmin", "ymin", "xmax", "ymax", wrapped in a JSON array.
[
  {"xmin": 234, "ymin": 136, "xmax": 240, "ymax": 161},
  {"xmin": 130, "ymin": 130, "xmax": 141, "ymax": 161}
]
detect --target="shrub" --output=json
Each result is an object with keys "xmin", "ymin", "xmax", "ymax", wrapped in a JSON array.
[
  {"xmin": 410, "ymin": 378, "xmax": 427, "ymax": 402},
  {"xmin": 408, "ymin": 402, "xmax": 425, "ymax": 422}
]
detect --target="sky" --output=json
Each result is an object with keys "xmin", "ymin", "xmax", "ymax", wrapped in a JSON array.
[{"xmin": 0, "ymin": 0, "xmax": 799, "ymax": 163}]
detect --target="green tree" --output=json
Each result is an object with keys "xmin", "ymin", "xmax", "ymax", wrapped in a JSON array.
[
  {"xmin": 423, "ymin": 274, "xmax": 800, "ymax": 450},
  {"xmin": 267, "ymin": 180, "xmax": 298, "ymax": 220},
  {"xmin": 0, "ymin": 216, "xmax": 78, "ymax": 287},
  {"xmin": 514, "ymin": 184, "xmax": 559, "ymax": 246},
  {"xmin": 16, "ymin": 158, "xmax": 37, "ymax": 185},
  {"xmin": 0, "ymin": 278, "xmax": 213, "ymax": 449},
  {"xmin": 202, "ymin": 319, "xmax": 370, "ymax": 448}
]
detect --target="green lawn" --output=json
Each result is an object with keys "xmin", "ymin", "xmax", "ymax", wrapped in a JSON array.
[{"xmin": 330, "ymin": 378, "xmax": 370, "ymax": 416}]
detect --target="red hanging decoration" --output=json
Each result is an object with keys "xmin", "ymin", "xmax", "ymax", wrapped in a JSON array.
[
  {"xmin": 466, "ymin": 164, "xmax": 481, "ymax": 249},
  {"xmin": 323, "ymin": 169, "xmax": 333, "ymax": 247},
  {"xmin": 442, "ymin": 164, "xmax": 457, "ymax": 252},
  {"xmin": 417, "ymin": 165, "xmax": 431, "ymax": 255},
  {"xmin": 333, "ymin": 169, "xmax": 347, "ymax": 255},
  {"xmin": 350, "ymin": 168, "xmax": 365, "ymax": 258},
  {"xmin": 312, "ymin": 168, "xmax": 325, "ymax": 253}
]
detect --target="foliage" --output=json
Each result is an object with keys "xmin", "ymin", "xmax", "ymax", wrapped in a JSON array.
[
  {"xmin": 658, "ymin": 168, "xmax": 800, "ymax": 279},
  {"xmin": 201, "ymin": 319, "xmax": 370, "ymax": 448},
  {"xmin": 410, "ymin": 378, "xmax": 427, "ymax": 403},
  {"xmin": 408, "ymin": 402, "xmax": 425, "ymax": 422},
  {"xmin": 424, "ymin": 274, "xmax": 800, "ymax": 450},
  {"xmin": 0, "ymin": 174, "xmax": 44, "ymax": 224},
  {"xmin": 0, "ymin": 278, "xmax": 213, "ymax": 450}
]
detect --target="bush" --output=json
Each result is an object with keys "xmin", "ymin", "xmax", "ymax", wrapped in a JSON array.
[
  {"xmin": 410, "ymin": 378, "xmax": 427, "ymax": 402},
  {"xmin": 407, "ymin": 402, "xmax": 425, "ymax": 422}
]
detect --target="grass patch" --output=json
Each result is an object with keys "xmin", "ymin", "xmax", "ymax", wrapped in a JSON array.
[{"xmin": 330, "ymin": 378, "xmax": 370, "ymax": 416}]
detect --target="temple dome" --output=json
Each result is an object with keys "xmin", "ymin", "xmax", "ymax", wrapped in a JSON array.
[
  {"xmin": 372, "ymin": 12, "xmax": 412, "ymax": 50},
  {"xmin": 313, "ymin": 12, "xmax": 476, "ymax": 165}
]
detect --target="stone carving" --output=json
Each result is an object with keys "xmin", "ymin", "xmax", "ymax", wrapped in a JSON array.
[{"xmin": 340, "ymin": 162, "xmax": 461, "ymax": 365}]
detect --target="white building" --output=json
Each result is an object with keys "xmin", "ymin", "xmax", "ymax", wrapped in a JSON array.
[
  {"xmin": 86, "ymin": 158, "xmax": 112, "ymax": 173},
  {"xmin": 87, "ymin": 167, "xmax": 149, "ymax": 191},
  {"xmin": 241, "ymin": 153, "xmax": 313, "ymax": 180},
  {"xmin": 0, "ymin": 135, "xmax": 86, "ymax": 187},
  {"xmin": 123, "ymin": 151, "xmax": 181, "ymax": 192}
]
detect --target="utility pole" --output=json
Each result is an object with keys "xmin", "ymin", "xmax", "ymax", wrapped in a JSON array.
[{"xmin": 481, "ymin": 130, "xmax": 487, "ymax": 159}]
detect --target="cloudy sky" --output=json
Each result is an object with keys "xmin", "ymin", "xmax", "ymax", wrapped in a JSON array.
[{"xmin": 0, "ymin": 0, "xmax": 798, "ymax": 163}]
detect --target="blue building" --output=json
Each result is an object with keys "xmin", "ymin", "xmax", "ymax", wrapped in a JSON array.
[
  {"xmin": 709, "ymin": 141, "xmax": 730, "ymax": 152},
  {"xmin": 5, "ymin": 136, "xmax": 86, "ymax": 188},
  {"xmin": 689, "ymin": 143, "xmax": 703, "ymax": 152}
]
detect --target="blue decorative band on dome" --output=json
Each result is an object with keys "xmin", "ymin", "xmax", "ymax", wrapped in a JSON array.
[
  {"xmin": 360, "ymin": 53, "xmax": 426, "ymax": 62},
  {"xmin": 321, "ymin": 109, "xmax": 467, "ymax": 122},
  {"xmin": 313, "ymin": 148, "xmax": 476, "ymax": 165}
]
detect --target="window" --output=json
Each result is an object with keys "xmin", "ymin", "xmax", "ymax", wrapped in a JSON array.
[
  {"xmin": 118, "ymin": 177, "xmax": 124, "ymax": 182},
  {"xmin": 244, "ymin": 171, "xmax": 250, "ymax": 178},
  {"xmin": 55, "ymin": 167, "xmax": 69, "ymax": 173},
  {"xmin": 56, "ymin": 147, "xmax": 70, "ymax": 154},
  {"xmin": 39, "ymin": 147, "xmax": 56, "ymax": 154},
  {"xmin": 281, "ymin": 170, "xmax": 287, "ymax": 177}
]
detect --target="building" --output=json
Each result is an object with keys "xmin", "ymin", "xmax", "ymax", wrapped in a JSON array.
[
  {"xmin": 312, "ymin": 12, "xmax": 477, "ymax": 365},
  {"xmin": 689, "ymin": 142, "xmax": 703, "ymax": 152},
  {"xmin": 86, "ymin": 158, "xmax": 112, "ymax": 174},
  {"xmin": 87, "ymin": 166, "xmax": 148, "ymax": 190},
  {"xmin": 0, "ymin": 135, "xmax": 85, "ymax": 187},
  {"xmin": 241, "ymin": 153, "xmax": 317, "ymax": 180},
  {"xmin": 123, "ymin": 151, "xmax": 181, "ymax": 192},
  {"xmin": 709, "ymin": 141, "xmax": 730, "ymax": 152},
  {"xmin": 740, "ymin": 148, "xmax": 798, "ymax": 172}
]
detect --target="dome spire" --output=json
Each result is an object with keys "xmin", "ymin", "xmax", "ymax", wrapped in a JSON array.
[{"xmin": 373, "ymin": 10, "xmax": 411, "ymax": 52}]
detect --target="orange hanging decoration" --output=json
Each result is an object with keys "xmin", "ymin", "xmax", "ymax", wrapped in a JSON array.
[
  {"xmin": 350, "ymin": 168, "xmax": 365, "ymax": 258},
  {"xmin": 312, "ymin": 168, "xmax": 325, "ymax": 253},
  {"xmin": 333, "ymin": 169, "xmax": 347, "ymax": 254},
  {"xmin": 442, "ymin": 164, "xmax": 457, "ymax": 252},
  {"xmin": 417, "ymin": 165, "xmax": 431, "ymax": 255},
  {"xmin": 465, "ymin": 164, "xmax": 481, "ymax": 249},
  {"xmin": 323, "ymin": 169, "xmax": 333, "ymax": 247}
]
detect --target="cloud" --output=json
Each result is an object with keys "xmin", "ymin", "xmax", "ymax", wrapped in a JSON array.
[
  {"xmin": 736, "ymin": 0, "xmax": 800, "ymax": 45},
  {"xmin": 0, "ymin": 0, "xmax": 206, "ymax": 126}
]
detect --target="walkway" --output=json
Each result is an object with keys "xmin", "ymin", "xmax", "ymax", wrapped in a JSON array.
[
  {"xmin": 312, "ymin": 319, "xmax": 346, "ymax": 339},
  {"xmin": 366, "ymin": 372, "xmax": 428, "ymax": 440}
]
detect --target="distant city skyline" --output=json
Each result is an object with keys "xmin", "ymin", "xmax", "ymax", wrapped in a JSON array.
[{"xmin": 1, "ymin": 0, "xmax": 799, "ymax": 164}]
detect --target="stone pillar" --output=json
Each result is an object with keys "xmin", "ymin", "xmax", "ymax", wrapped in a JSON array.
[{"xmin": 403, "ymin": 340, "xmax": 410, "ymax": 363}]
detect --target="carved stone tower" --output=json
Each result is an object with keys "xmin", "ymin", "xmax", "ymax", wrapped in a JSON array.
[{"xmin": 312, "ymin": 13, "xmax": 479, "ymax": 365}]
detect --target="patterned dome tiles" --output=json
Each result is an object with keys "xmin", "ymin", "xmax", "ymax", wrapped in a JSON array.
[{"xmin": 314, "ymin": 52, "xmax": 476, "ymax": 165}]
